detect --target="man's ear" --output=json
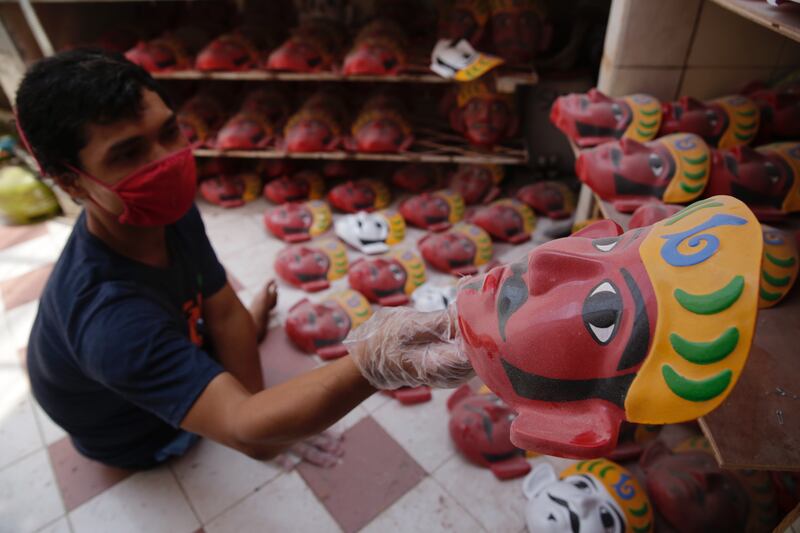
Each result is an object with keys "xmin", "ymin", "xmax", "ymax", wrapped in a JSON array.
[{"xmin": 53, "ymin": 171, "xmax": 89, "ymax": 201}]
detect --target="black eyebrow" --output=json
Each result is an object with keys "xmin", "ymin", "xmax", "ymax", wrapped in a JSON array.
[
  {"xmin": 577, "ymin": 474, "xmax": 597, "ymax": 489},
  {"xmin": 547, "ymin": 494, "xmax": 581, "ymax": 533}
]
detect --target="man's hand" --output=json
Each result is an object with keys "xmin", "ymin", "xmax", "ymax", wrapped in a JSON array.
[
  {"xmin": 276, "ymin": 430, "xmax": 345, "ymax": 469},
  {"xmin": 345, "ymin": 305, "xmax": 474, "ymax": 390}
]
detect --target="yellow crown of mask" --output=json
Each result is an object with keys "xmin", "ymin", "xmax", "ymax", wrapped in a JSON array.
[
  {"xmin": 658, "ymin": 133, "xmax": 712, "ymax": 203},
  {"xmin": 759, "ymin": 224, "xmax": 799, "ymax": 308},
  {"xmin": 456, "ymin": 77, "xmax": 511, "ymax": 108},
  {"xmin": 388, "ymin": 248, "xmax": 427, "ymax": 294},
  {"xmin": 315, "ymin": 238, "xmax": 349, "ymax": 281},
  {"xmin": 712, "ymin": 95, "xmax": 760, "ymax": 149},
  {"xmin": 757, "ymin": 142, "xmax": 800, "ymax": 213},
  {"xmin": 626, "ymin": 196, "xmax": 762, "ymax": 423},
  {"xmin": 379, "ymin": 209, "xmax": 406, "ymax": 245},
  {"xmin": 561, "ymin": 459, "xmax": 653, "ymax": 533},
  {"xmin": 306, "ymin": 200, "xmax": 333, "ymax": 238},
  {"xmin": 434, "ymin": 189, "xmax": 466, "ymax": 223},
  {"xmin": 491, "ymin": 198, "xmax": 536, "ymax": 233},
  {"xmin": 323, "ymin": 289, "xmax": 373, "ymax": 330},
  {"xmin": 621, "ymin": 94, "xmax": 662, "ymax": 143},
  {"xmin": 453, "ymin": 223, "xmax": 493, "ymax": 265},
  {"xmin": 363, "ymin": 179, "xmax": 391, "ymax": 210}
]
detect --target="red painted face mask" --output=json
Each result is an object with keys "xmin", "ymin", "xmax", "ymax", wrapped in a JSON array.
[{"xmin": 71, "ymin": 146, "xmax": 197, "ymax": 227}]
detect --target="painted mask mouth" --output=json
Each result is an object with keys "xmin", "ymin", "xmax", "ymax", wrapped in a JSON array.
[
  {"xmin": 313, "ymin": 336, "xmax": 345, "ymax": 348},
  {"xmin": 575, "ymin": 121, "xmax": 625, "ymax": 139},
  {"xmin": 425, "ymin": 214, "xmax": 448, "ymax": 224},
  {"xmin": 358, "ymin": 237, "xmax": 386, "ymax": 245},
  {"xmin": 219, "ymin": 193, "xmax": 242, "ymax": 201},
  {"xmin": 295, "ymin": 272, "xmax": 326, "ymax": 282},
  {"xmin": 282, "ymin": 226, "xmax": 310, "ymax": 234},
  {"xmin": 481, "ymin": 450, "xmax": 521, "ymax": 463},
  {"xmin": 448, "ymin": 258, "xmax": 473, "ymax": 269},
  {"xmin": 354, "ymin": 200, "xmax": 374, "ymax": 210},
  {"xmin": 374, "ymin": 287, "xmax": 404, "ymax": 298}
]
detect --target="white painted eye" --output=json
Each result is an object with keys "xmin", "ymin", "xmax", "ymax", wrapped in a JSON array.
[
  {"xmin": 583, "ymin": 280, "xmax": 622, "ymax": 346},
  {"xmin": 592, "ymin": 238, "xmax": 620, "ymax": 252},
  {"xmin": 591, "ymin": 281, "xmax": 616, "ymax": 296},
  {"xmin": 590, "ymin": 323, "xmax": 616, "ymax": 344}
]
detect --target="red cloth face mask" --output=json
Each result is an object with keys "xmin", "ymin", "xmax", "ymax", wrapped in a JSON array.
[{"xmin": 70, "ymin": 146, "xmax": 198, "ymax": 227}]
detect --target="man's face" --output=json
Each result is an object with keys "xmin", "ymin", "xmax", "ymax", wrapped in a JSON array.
[{"xmin": 76, "ymin": 89, "xmax": 185, "ymax": 214}]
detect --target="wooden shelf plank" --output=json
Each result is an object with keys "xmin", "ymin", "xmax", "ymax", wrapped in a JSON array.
[
  {"xmin": 193, "ymin": 147, "xmax": 527, "ymax": 166},
  {"xmin": 152, "ymin": 69, "xmax": 538, "ymax": 93},
  {"xmin": 700, "ymin": 215, "xmax": 800, "ymax": 471},
  {"xmin": 710, "ymin": 0, "xmax": 800, "ymax": 43}
]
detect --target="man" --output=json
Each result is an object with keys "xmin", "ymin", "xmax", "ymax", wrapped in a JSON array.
[{"xmin": 18, "ymin": 49, "xmax": 471, "ymax": 470}]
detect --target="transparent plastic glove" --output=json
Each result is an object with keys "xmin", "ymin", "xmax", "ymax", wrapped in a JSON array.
[
  {"xmin": 275, "ymin": 430, "xmax": 344, "ymax": 470},
  {"xmin": 344, "ymin": 303, "xmax": 474, "ymax": 390}
]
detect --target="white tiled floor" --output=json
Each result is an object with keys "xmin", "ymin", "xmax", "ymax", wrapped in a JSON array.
[
  {"xmin": 432, "ymin": 454, "xmax": 531, "ymax": 533},
  {"xmin": 204, "ymin": 471, "xmax": 342, "ymax": 533},
  {"xmin": 170, "ymin": 438, "xmax": 282, "ymax": 523},
  {"xmin": 0, "ymin": 390, "xmax": 42, "ymax": 470},
  {"xmin": 0, "ymin": 448, "xmax": 65, "ymax": 533},
  {"xmin": 361, "ymin": 477, "xmax": 485, "ymax": 533},
  {"xmin": 69, "ymin": 468, "xmax": 200, "ymax": 533},
  {"xmin": 371, "ymin": 389, "xmax": 455, "ymax": 473}
]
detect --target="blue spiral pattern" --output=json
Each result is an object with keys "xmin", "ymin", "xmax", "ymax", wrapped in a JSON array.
[
  {"xmin": 614, "ymin": 474, "xmax": 636, "ymax": 500},
  {"xmin": 660, "ymin": 214, "xmax": 747, "ymax": 267}
]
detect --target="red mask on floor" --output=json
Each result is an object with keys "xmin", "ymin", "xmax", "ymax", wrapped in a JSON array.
[
  {"xmin": 468, "ymin": 198, "xmax": 535, "ymax": 244},
  {"xmin": 328, "ymin": 179, "xmax": 390, "ymax": 213},
  {"xmin": 72, "ymin": 146, "xmax": 197, "ymax": 227},
  {"xmin": 348, "ymin": 256, "xmax": 410, "ymax": 306},
  {"xmin": 391, "ymin": 164, "xmax": 445, "ymax": 193},
  {"xmin": 450, "ymin": 164, "xmax": 503, "ymax": 205},
  {"xmin": 285, "ymin": 289, "xmax": 373, "ymax": 359},
  {"xmin": 418, "ymin": 223, "xmax": 493, "ymax": 276},
  {"xmin": 263, "ymin": 170, "xmax": 324, "ymax": 204},
  {"xmin": 447, "ymin": 384, "xmax": 531, "ymax": 480},
  {"xmin": 516, "ymin": 181, "xmax": 575, "ymax": 219}
]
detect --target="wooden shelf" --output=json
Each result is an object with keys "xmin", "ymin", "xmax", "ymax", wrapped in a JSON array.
[
  {"xmin": 153, "ymin": 68, "xmax": 538, "ymax": 94},
  {"xmin": 193, "ymin": 121, "xmax": 528, "ymax": 165},
  {"xmin": 710, "ymin": 0, "xmax": 800, "ymax": 43}
]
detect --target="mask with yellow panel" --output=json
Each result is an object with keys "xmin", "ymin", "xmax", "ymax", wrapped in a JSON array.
[{"xmin": 456, "ymin": 196, "xmax": 762, "ymax": 458}]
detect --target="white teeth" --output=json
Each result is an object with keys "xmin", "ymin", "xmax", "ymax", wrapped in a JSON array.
[
  {"xmin": 594, "ymin": 240, "xmax": 618, "ymax": 252},
  {"xmin": 590, "ymin": 324, "xmax": 615, "ymax": 344},
  {"xmin": 591, "ymin": 281, "xmax": 616, "ymax": 296}
]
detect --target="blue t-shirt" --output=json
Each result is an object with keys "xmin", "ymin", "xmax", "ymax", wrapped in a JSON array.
[{"xmin": 27, "ymin": 205, "xmax": 226, "ymax": 469}]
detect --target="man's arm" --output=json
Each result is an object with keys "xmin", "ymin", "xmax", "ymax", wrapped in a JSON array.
[
  {"xmin": 181, "ymin": 357, "xmax": 375, "ymax": 460},
  {"xmin": 202, "ymin": 282, "xmax": 263, "ymax": 393}
]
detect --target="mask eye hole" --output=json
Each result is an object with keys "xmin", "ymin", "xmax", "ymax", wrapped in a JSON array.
[
  {"xmin": 593, "ymin": 237, "xmax": 620, "ymax": 252},
  {"xmin": 582, "ymin": 280, "xmax": 622, "ymax": 345},
  {"xmin": 611, "ymin": 103, "xmax": 623, "ymax": 122},
  {"xmin": 705, "ymin": 109, "xmax": 718, "ymax": 128},
  {"xmin": 648, "ymin": 152, "xmax": 665, "ymax": 177},
  {"xmin": 599, "ymin": 507, "xmax": 615, "ymax": 530},
  {"xmin": 765, "ymin": 161, "xmax": 780, "ymax": 184}
]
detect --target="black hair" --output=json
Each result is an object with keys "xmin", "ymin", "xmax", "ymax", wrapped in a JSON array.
[{"xmin": 15, "ymin": 48, "xmax": 172, "ymax": 177}]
